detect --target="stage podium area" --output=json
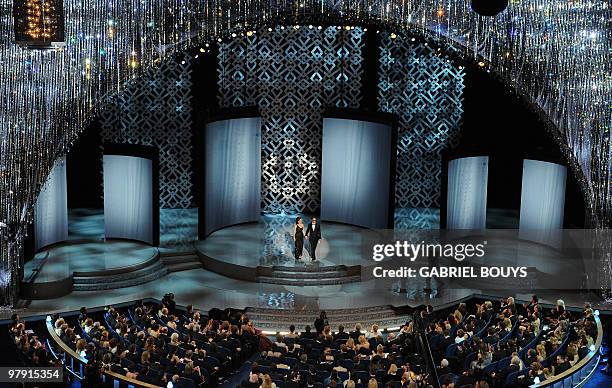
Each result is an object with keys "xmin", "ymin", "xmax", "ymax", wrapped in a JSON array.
[{"xmin": 195, "ymin": 215, "xmax": 368, "ymax": 286}]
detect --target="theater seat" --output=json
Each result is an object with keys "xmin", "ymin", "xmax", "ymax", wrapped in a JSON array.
[{"xmin": 178, "ymin": 377, "xmax": 196, "ymax": 388}]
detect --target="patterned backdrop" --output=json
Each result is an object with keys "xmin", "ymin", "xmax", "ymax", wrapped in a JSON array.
[
  {"xmin": 217, "ymin": 26, "xmax": 364, "ymax": 214},
  {"xmin": 99, "ymin": 59, "xmax": 194, "ymax": 209},
  {"xmin": 98, "ymin": 28, "xmax": 463, "ymax": 220},
  {"xmin": 378, "ymin": 33, "xmax": 465, "ymax": 210}
]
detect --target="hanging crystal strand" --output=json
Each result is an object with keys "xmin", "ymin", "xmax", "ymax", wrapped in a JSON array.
[{"xmin": 0, "ymin": 1, "xmax": 610, "ymax": 307}]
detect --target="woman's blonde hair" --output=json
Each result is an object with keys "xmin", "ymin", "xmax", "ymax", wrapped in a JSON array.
[
  {"xmin": 141, "ymin": 351, "xmax": 150, "ymax": 364},
  {"xmin": 504, "ymin": 318, "xmax": 512, "ymax": 329},
  {"xmin": 367, "ymin": 378, "xmax": 378, "ymax": 388},
  {"xmin": 261, "ymin": 374, "xmax": 274, "ymax": 388},
  {"xmin": 76, "ymin": 339, "xmax": 86, "ymax": 352}
]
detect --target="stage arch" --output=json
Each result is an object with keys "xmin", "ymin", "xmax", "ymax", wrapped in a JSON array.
[{"xmin": 1, "ymin": 2, "xmax": 609, "ymax": 304}]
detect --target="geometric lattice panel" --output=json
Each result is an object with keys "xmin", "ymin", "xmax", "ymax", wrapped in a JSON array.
[
  {"xmin": 100, "ymin": 59, "xmax": 194, "ymax": 209},
  {"xmin": 379, "ymin": 33, "xmax": 464, "ymax": 209},
  {"xmin": 218, "ymin": 26, "xmax": 364, "ymax": 214}
]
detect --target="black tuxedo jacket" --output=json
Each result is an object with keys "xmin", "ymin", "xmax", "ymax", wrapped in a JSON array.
[{"xmin": 305, "ymin": 223, "xmax": 321, "ymax": 241}]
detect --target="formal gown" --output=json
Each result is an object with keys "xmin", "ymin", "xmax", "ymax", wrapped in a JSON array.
[{"xmin": 294, "ymin": 225, "xmax": 304, "ymax": 259}]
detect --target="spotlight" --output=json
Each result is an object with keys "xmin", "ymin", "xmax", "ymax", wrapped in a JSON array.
[{"xmin": 471, "ymin": 0, "xmax": 509, "ymax": 17}]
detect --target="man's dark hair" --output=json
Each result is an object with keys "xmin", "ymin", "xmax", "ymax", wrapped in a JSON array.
[
  {"xmin": 338, "ymin": 325, "xmax": 345, "ymax": 333},
  {"xmin": 289, "ymin": 324, "xmax": 295, "ymax": 332}
]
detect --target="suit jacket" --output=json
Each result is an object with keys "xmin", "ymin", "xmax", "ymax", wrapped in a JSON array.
[
  {"xmin": 335, "ymin": 332, "xmax": 349, "ymax": 341},
  {"xmin": 556, "ymin": 361, "xmax": 571, "ymax": 374},
  {"xmin": 305, "ymin": 223, "xmax": 321, "ymax": 241}
]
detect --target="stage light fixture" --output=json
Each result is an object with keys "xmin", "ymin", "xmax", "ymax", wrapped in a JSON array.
[
  {"xmin": 13, "ymin": 0, "xmax": 66, "ymax": 48},
  {"xmin": 471, "ymin": 0, "xmax": 509, "ymax": 17}
]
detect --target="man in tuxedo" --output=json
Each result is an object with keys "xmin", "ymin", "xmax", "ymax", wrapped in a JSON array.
[{"xmin": 305, "ymin": 216, "xmax": 322, "ymax": 261}]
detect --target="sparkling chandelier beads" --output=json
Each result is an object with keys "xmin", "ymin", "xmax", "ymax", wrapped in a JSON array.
[{"xmin": 0, "ymin": 1, "xmax": 609, "ymax": 305}]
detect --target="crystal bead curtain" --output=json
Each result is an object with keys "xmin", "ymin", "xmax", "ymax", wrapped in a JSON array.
[{"xmin": 0, "ymin": 1, "xmax": 609, "ymax": 305}]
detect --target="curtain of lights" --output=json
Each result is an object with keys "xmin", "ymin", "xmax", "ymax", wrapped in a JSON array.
[{"xmin": 0, "ymin": 1, "xmax": 609, "ymax": 306}]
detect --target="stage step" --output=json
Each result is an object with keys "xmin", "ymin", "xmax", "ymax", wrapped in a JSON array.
[
  {"xmin": 247, "ymin": 305, "xmax": 393, "ymax": 315},
  {"xmin": 160, "ymin": 251, "xmax": 202, "ymax": 273},
  {"xmin": 256, "ymin": 275, "xmax": 360, "ymax": 286},
  {"xmin": 165, "ymin": 262, "xmax": 203, "ymax": 272},
  {"xmin": 159, "ymin": 250, "xmax": 198, "ymax": 259},
  {"xmin": 247, "ymin": 307, "xmax": 397, "ymax": 322},
  {"xmin": 271, "ymin": 265, "xmax": 349, "ymax": 272},
  {"xmin": 73, "ymin": 260, "xmax": 168, "ymax": 291},
  {"xmin": 245, "ymin": 305, "xmax": 410, "ymax": 332},
  {"xmin": 267, "ymin": 270, "xmax": 349, "ymax": 279}
]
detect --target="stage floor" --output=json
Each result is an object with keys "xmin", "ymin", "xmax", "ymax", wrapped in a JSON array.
[
  {"xmin": 15, "ymin": 208, "xmax": 610, "ymax": 328},
  {"xmin": 16, "ymin": 267, "xmax": 608, "ymax": 322},
  {"xmin": 25, "ymin": 240, "xmax": 158, "ymax": 283},
  {"xmin": 195, "ymin": 215, "xmax": 366, "ymax": 268}
]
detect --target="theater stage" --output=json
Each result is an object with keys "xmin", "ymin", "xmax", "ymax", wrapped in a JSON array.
[
  {"xmin": 22, "ymin": 240, "xmax": 164, "ymax": 299},
  {"xmin": 195, "ymin": 215, "xmax": 372, "ymax": 285}
]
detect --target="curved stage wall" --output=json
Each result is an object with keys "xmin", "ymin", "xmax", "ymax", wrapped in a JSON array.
[
  {"xmin": 202, "ymin": 117, "xmax": 261, "ymax": 237},
  {"xmin": 519, "ymin": 159, "xmax": 567, "ymax": 247},
  {"xmin": 34, "ymin": 156, "xmax": 68, "ymax": 251},
  {"xmin": 520, "ymin": 159, "xmax": 567, "ymax": 230},
  {"xmin": 103, "ymin": 145, "xmax": 159, "ymax": 245},
  {"xmin": 321, "ymin": 117, "xmax": 395, "ymax": 229},
  {"xmin": 446, "ymin": 156, "xmax": 489, "ymax": 230}
]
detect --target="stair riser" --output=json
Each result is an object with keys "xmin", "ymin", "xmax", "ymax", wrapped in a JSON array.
[
  {"xmin": 267, "ymin": 271, "xmax": 348, "ymax": 279},
  {"xmin": 271, "ymin": 265, "xmax": 348, "ymax": 272},
  {"xmin": 73, "ymin": 262, "xmax": 165, "ymax": 284},
  {"xmin": 252, "ymin": 320, "xmax": 409, "ymax": 332},
  {"xmin": 247, "ymin": 311, "xmax": 395, "ymax": 319},
  {"xmin": 166, "ymin": 263, "xmax": 203, "ymax": 272},
  {"xmin": 247, "ymin": 305, "xmax": 392, "ymax": 314},
  {"xmin": 256, "ymin": 276, "xmax": 360, "ymax": 286},
  {"xmin": 161, "ymin": 257, "xmax": 200, "ymax": 265},
  {"xmin": 73, "ymin": 269, "xmax": 168, "ymax": 291}
]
